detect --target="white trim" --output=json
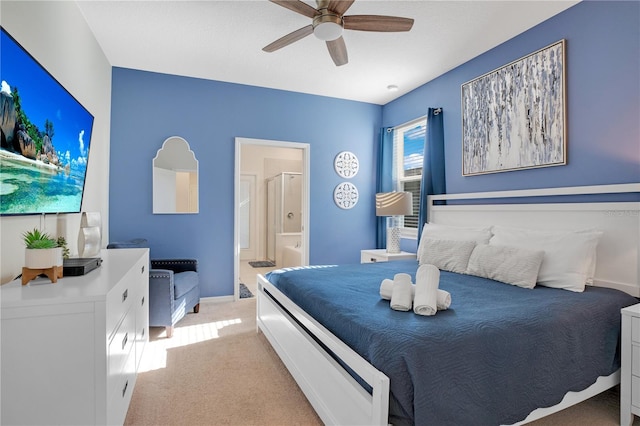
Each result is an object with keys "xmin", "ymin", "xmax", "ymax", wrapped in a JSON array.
[
  {"xmin": 391, "ymin": 115, "xmax": 427, "ymax": 131},
  {"xmin": 199, "ymin": 295, "xmax": 234, "ymax": 304},
  {"xmin": 429, "ymin": 182, "xmax": 640, "ymax": 201},
  {"xmin": 239, "ymin": 173, "xmax": 257, "ymax": 261}
]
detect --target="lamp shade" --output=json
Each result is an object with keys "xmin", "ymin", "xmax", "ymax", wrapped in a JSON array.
[{"xmin": 375, "ymin": 192, "xmax": 413, "ymax": 216}]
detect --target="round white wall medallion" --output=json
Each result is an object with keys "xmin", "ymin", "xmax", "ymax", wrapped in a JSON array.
[
  {"xmin": 334, "ymin": 182, "xmax": 359, "ymax": 209},
  {"xmin": 334, "ymin": 151, "xmax": 359, "ymax": 178}
]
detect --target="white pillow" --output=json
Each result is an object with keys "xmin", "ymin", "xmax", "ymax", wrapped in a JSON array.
[
  {"xmin": 466, "ymin": 244, "xmax": 545, "ymax": 289},
  {"xmin": 419, "ymin": 238, "xmax": 477, "ymax": 273},
  {"xmin": 490, "ymin": 225, "xmax": 602, "ymax": 292},
  {"xmin": 417, "ymin": 223, "xmax": 492, "ymax": 261}
]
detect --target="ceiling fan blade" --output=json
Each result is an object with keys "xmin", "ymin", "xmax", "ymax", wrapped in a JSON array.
[
  {"xmin": 327, "ymin": 0, "xmax": 354, "ymax": 16},
  {"xmin": 327, "ymin": 36, "xmax": 348, "ymax": 66},
  {"xmin": 343, "ymin": 15, "xmax": 414, "ymax": 32},
  {"xmin": 263, "ymin": 25, "xmax": 314, "ymax": 52},
  {"xmin": 269, "ymin": 0, "xmax": 318, "ymax": 19}
]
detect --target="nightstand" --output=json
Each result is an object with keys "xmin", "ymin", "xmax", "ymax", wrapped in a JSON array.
[
  {"xmin": 621, "ymin": 303, "xmax": 640, "ymax": 426},
  {"xmin": 360, "ymin": 249, "xmax": 417, "ymax": 264}
]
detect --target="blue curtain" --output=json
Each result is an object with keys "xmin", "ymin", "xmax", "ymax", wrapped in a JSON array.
[
  {"xmin": 417, "ymin": 108, "xmax": 446, "ymax": 242},
  {"xmin": 376, "ymin": 127, "xmax": 394, "ymax": 249}
]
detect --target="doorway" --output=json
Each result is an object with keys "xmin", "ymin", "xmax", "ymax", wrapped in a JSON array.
[{"xmin": 233, "ymin": 137, "xmax": 310, "ymax": 301}]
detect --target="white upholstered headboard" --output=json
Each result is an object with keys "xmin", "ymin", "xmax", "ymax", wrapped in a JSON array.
[{"xmin": 427, "ymin": 183, "xmax": 640, "ymax": 297}]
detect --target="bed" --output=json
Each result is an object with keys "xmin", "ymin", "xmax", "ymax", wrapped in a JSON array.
[{"xmin": 256, "ymin": 183, "xmax": 640, "ymax": 425}]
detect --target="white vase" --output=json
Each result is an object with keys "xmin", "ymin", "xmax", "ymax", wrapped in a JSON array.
[
  {"xmin": 78, "ymin": 226, "xmax": 101, "ymax": 258},
  {"xmin": 80, "ymin": 212, "xmax": 101, "ymax": 228},
  {"xmin": 78, "ymin": 212, "xmax": 102, "ymax": 257},
  {"xmin": 25, "ymin": 247, "xmax": 63, "ymax": 269}
]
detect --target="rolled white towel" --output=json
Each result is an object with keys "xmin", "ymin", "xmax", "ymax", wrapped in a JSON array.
[
  {"xmin": 394, "ymin": 273, "xmax": 412, "ymax": 287},
  {"xmin": 390, "ymin": 273, "xmax": 413, "ymax": 311},
  {"xmin": 379, "ymin": 278, "xmax": 395, "ymax": 300},
  {"xmin": 414, "ymin": 264, "xmax": 440, "ymax": 316},
  {"xmin": 380, "ymin": 278, "xmax": 452, "ymax": 310},
  {"xmin": 437, "ymin": 289, "xmax": 451, "ymax": 310}
]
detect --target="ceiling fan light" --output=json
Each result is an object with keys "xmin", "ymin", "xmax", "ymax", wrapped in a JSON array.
[
  {"xmin": 314, "ymin": 21, "xmax": 343, "ymax": 41},
  {"xmin": 313, "ymin": 14, "xmax": 343, "ymax": 41}
]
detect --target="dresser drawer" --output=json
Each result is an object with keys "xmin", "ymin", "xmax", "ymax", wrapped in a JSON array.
[
  {"xmin": 106, "ymin": 257, "xmax": 146, "ymax": 337},
  {"xmin": 633, "ymin": 317, "xmax": 640, "ymax": 344},
  {"xmin": 633, "ymin": 375, "xmax": 640, "ymax": 408},
  {"xmin": 108, "ymin": 309, "xmax": 136, "ymax": 393},
  {"xmin": 107, "ymin": 350, "xmax": 136, "ymax": 426},
  {"xmin": 106, "ymin": 276, "xmax": 134, "ymax": 338},
  {"xmin": 134, "ymin": 290, "xmax": 149, "ymax": 369},
  {"xmin": 633, "ymin": 343, "xmax": 640, "ymax": 377}
]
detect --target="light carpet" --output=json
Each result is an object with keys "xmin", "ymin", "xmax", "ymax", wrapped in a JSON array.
[
  {"xmin": 125, "ymin": 298, "xmax": 321, "ymax": 426},
  {"xmin": 125, "ymin": 298, "xmax": 638, "ymax": 426}
]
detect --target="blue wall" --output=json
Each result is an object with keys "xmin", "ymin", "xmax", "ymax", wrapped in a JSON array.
[
  {"xmin": 383, "ymin": 1, "xmax": 639, "ymax": 194},
  {"xmin": 110, "ymin": 1, "xmax": 639, "ymax": 297},
  {"xmin": 110, "ymin": 72, "xmax": 381, "ymax": 297}
]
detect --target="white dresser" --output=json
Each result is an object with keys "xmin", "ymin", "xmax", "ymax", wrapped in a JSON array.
[
  {"xmin": 1, "ymin": 248, "xmax": 149, "ymax": 426},
  {"xmin": 621, "ymin": 303, "xmax": 640, "ymax": 426}
]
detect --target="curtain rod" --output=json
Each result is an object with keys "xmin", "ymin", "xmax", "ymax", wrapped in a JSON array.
[
  {"xmin": 389, "ymin": 115, "xmax": 426, "ymax": 132},
  {"xmin": 389, "ymin": 107, "xmax": 442, "ymax": 131}
]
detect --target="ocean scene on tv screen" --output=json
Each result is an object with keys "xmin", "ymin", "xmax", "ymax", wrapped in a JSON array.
[{"xmin": 0, "ymin": 28, "xmax": 94, "ymax": 215}]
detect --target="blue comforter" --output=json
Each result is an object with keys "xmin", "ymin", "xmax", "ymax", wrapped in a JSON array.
[{"xmin": 266, "ymin": 261, "xmax": 638, "ymax": 425}]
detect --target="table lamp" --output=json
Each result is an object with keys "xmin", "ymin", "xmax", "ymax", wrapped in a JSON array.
[{"xmin": 376, "ymin": 192, "xmax": 413, "ymax": 253}]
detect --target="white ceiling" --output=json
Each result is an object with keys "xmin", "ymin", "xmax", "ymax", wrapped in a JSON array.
[{"xmin": 76, "ymin": 0, "xmax": 579, "ymax": 105}]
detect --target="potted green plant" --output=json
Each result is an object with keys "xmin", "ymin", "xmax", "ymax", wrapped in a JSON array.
[
  {"xmin": 56, "ymin": 236, "xmax": 70, "ymax": 259},
  {"xmin": 22, "ymin": 228, "xmax": 63, "ymax": 270}
]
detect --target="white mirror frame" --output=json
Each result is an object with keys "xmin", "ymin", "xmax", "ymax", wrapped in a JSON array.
[{"xmin": 153, "ymin": 136, "xmax": 199, "ymax": 214}]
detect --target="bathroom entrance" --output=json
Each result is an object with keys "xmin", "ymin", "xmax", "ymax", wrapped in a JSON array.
[{"xmin": 234, "ymin": 137, "xmax": 310, "ymax": 300}]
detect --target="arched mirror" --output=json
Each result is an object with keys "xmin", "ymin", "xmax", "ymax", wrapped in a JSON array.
[{"xmin": 153, "ymin": 136, "xmax": 199, "ymax": 214}]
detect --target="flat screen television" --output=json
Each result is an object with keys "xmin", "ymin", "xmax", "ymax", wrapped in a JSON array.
[{"xmin": 0, "ymin": 27, "xmax": 94, "ymax": 216}]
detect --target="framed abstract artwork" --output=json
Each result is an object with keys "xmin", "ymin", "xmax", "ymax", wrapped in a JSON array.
[{"xmin": 461, "ymin": 39, "xmax": 566, "ymax": 176}]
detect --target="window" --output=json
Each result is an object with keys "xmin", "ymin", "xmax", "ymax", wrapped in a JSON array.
[{"xmin": 393, "ymin": 117, "xmax": 426, "ymax": 237}]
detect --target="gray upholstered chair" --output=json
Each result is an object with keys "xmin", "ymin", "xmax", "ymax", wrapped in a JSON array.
[{"xmin": 107, "ymin": 239, "xmax": 200, "ymax": 338}]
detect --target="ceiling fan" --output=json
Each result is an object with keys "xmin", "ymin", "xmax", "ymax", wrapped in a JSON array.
[{"xmin": 263, "ymin": 0, "xmax": 414, "ymax": 66}]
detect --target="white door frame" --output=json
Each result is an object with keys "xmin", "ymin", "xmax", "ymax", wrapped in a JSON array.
[
  {"xmin": 239, "ymin": 173, "xmax": 257, "ymax": 261},
  {"xmin": 234, "ymin": 137, "xmax": 310, "ymax": 301}
]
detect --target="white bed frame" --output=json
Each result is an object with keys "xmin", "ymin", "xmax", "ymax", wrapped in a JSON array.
[{"xmin": 256, "ymin": 183, "xmax": 640, "ymax": 425}]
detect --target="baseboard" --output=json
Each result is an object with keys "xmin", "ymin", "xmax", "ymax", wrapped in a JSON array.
[{"xmin": 200, "ymin": 295, "xmax": 234, "ymax": 304}]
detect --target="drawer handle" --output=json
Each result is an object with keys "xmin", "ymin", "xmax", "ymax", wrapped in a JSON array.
[
  {"xmin": 122, "ymin": 332, "xmax": 128, "ymax": 350},
  {"xmin": 141, "ymin": 296, "xmax": 145, "ymax": 306},
  {"xmin": 122, "ymin": 380, "xmax": 128, "ymax": 398},
  {"xmin": 141, "ymin": 265, "xmax": 145, "ymax": 274},
  {"xmin": 122, "ymin": 289, "xmax": 128, "ymax": 303},
  {"xmin": 141, "ymin": 327, "xmax": 145, "ymax": 338},
  {"xmin": 370, "ymin": 258, "xmax": 377, "ymax": 262}
]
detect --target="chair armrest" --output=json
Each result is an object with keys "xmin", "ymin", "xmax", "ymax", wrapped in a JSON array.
[
  {"xmin": 149, "ymin": 269, "xmax": 175, "ymax": 300},
  {"xmin": 148, "ymin": 268, "xmax": 175, "ymax": 326},
  {"xmin": 151, "ymin": 259, "xmax": 198, "ymax": 273}
]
